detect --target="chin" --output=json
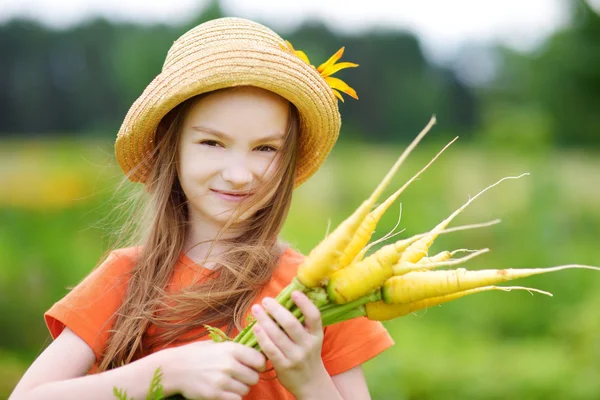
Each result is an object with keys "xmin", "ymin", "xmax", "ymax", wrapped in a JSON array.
[{"xmin": 210, "ymin": 207, "xmax": 252, "ymax": 226}]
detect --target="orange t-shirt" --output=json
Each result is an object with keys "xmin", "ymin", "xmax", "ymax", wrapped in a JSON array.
[{"xmin": 44, "ymin": 245, "xmax": 394, "ymax": 399}]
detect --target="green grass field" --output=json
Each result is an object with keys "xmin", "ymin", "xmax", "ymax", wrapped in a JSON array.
[{"xmin": 2, "ymin": 138, "xmax": 599, "ymax": 399}]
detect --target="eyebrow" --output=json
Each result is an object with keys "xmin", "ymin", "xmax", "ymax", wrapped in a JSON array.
[{"xmin": 191, "ymin": 125, "xmax": 284, "ymax": 143}]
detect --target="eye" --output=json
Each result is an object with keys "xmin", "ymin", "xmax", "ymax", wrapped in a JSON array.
[
  {"xmin": 199, "ymin": 140, "xmax": 224, "ymax": 148},
  {"xmin": 255, "ymin": 145, "xmax": 278, "ymax": 153}
]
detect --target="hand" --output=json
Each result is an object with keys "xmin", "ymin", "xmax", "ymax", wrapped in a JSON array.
[
  {"xmin": 166, "ymin": 340, "xmax": 266, "ymax": 400},
  {"xmin": 251, "ymin": 291, "xmax": 328, "ymax": 398}
]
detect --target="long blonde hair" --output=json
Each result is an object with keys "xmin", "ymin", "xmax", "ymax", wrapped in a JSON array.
[{"xmin": 98, "ymin": 87, "xmax": 300, "ymax": 371}]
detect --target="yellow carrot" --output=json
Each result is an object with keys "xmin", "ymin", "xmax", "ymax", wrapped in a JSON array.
[
  {"xmin": 327, "ymin": 224, "xmax": 496, "ymax": 305},
  {"xmin": 382, "ymin": 265, "xmax": 600, "ymax": 304},
  {"xmin": 392, "ymin": 248, "xmax": 489, "ymax": 275},
  {"xmin": 337, "ymin": 136, "xmax": 457, "ymax": 269},
  {"xmin": 415, "ymin": 250, "xmax": 452, "ymax": 266},
  {"xmin": 296, "ymin": 116, "xmax": 436, "ymax": 288},
  {"xmin": 399, "ymin": 174, "xmax": 528, "ymax": 264},
  {"xmin": 365, "ymin": 286, "xmax": 552, "ymax": 321},
  {"xmin": 328, "ymin": 236, "xmax": 421, "ymax": 304}
]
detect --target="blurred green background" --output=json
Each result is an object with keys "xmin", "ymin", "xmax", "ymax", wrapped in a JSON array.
[{"xmin": 1, "ymin": 1, "xmax": 599, "ymax": 399}]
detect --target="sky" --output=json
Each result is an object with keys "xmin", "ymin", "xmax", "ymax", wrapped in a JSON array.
[{"xmin": 0, "ymin": 0, "xmax": 593, "ymax": 79}]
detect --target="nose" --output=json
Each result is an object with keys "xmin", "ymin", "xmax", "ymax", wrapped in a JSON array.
[{"xmin": 221, "ymin": 158, "xmax": 253, "ymax": 188}]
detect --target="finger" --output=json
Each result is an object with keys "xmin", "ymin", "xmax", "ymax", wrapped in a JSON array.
[
  {"xmin": 224, "ymin": 378, "xmax": 251, "ymax": 397},
  {"xmin": 260, "ymin": 297, "xmax": 307, "ymax": 344},
  {"xmin": 219, "ymin": 393, "xmax": 242, "ymax": 400},
  {"xmin": 252, "ymin": 303, "xmax": 296, "ymax": 355},
  {"xmin": 230, "ymin": 343, "xmax": 266, "ymax": 372},
  {"xmin": 292, "ymin": 291, "xmax": 323, "ymax": 335},
  {"xmin": 230, "ymin": 363, "xmax": 261, "ymax": 386},
  {"xmin": 253, "ymin": 324, "xmax": 286, "ymax": 364}
]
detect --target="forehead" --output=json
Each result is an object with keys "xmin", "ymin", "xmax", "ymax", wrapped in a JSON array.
[{"xmin": 182, "ymin": 87, "xmax": 290, "ymax": 141}]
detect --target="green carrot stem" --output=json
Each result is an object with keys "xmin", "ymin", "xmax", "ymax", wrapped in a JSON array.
[
  {"xmin": 324, "ymin": 305, "xmax": 367, "ymax": 326},
  {"xmin": 275, "ymin": 278, "xmax": 306, "ymax": 305},
  {"xmin": 283, "ymin": 297, "xmax": 294, "ymax": 310},
  {"xmin": 317, "ymin": 303, "xmax": 338, "ymax": 313},
  {"xmin": 245, "ymin": 332, "xmax": 258, "ymax": 349},
  {"xmin": 233, "ymin": 323, "xmax": 250, "ymax": 343},
  {"xmin": 234, "ymin": 318, "xmax": 258, "ymax": 344},
  {"xmin": 235, "ymin": 320, "xmax": 257, "ymax": 345},
  {"xmin": 320, "ymin": 291, "xmax": 381, "ymax": 326}
]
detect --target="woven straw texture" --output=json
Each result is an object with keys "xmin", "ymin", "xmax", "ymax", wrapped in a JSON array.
[{"xmin": 115, "ymin": 17, "xmax": 341, "ymax": 187}]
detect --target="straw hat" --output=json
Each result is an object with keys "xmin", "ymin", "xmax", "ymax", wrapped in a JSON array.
[{"xmin": 115, "ymin": 17, "xmax": 358, "ymax": 187}]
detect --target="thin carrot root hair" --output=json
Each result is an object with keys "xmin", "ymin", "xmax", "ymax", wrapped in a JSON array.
[
  {"xmin": 323, "ymin": 218, "xmax": 332, "ymax": 240},
  {"xmin": 492, "ymin": 286, "xmax": 553, "ymax": 296},
  {"xmin": 450, "ymin": 248, "xmax": 481, "ymax": 256}
]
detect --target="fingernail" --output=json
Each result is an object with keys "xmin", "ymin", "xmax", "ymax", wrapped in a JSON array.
[
  {"xmin": 252, "ymin": 305, "xmax": 261, "ymax": 315},
  {"xmin": 262, "ymin": 297, "xmax": 273, "ymax": 307}
]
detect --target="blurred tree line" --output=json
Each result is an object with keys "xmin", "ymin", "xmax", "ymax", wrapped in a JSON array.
[{"xmin": 0, "ymin": 0, "xmax": 598, "ymax": 146}]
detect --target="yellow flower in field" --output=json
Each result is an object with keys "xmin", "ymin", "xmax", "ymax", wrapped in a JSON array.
[{"xmin": 279, "ymin": 40, "xmax": 359, "ymax": 102}]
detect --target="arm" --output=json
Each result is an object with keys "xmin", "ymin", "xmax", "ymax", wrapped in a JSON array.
[
  {"xmin": 287, "ymin": 364, "xmax": 370, "ymax": 400},
  {"xmin": 9, "ymin": 327, "xmax": 178, "ymax": 400},
  {"xmin": 331, "ymin": 366, "xmax": 371, "ymax": 400}
]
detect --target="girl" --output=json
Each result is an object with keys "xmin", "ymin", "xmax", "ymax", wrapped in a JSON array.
[{"xmin": 10, "ymin": 17, "xmax": 394, "ymax": 400}]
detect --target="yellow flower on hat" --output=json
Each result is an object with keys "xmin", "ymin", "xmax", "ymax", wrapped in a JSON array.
[{"xmin": 279, "ymin": 40, "xmax": 359, "ymax": 102}]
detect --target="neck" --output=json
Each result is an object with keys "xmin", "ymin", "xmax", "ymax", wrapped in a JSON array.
[{"xmin": 183, "ymin": 211, "xmax": 249, "ymax": 267}]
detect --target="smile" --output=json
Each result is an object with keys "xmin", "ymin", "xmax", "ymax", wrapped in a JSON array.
[{"xmin": 211, "ymin": 189, "xmax": 254, "ymax": 202}]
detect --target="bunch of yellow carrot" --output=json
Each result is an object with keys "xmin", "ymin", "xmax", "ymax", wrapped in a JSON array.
[{"xmin": 230, "ymin": 115, "xmax": 600, "ymax": 349}]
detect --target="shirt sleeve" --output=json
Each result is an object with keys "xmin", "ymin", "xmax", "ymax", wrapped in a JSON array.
[
  {"xmin": 320, "ymin": 316, "xmax": 395, "ymax": 376},
  {"xmin": 44, "ymin": 249, "xmax": 134, "ymax": 362}
]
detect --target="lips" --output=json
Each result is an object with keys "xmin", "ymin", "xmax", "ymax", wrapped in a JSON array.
[
  {"xmin": 211, "ymin": 189, "xmax": 255, "ymax": 202},
  {"xmin": 212, "ymin": 189, "xmax": 254, "ymax": 196}
]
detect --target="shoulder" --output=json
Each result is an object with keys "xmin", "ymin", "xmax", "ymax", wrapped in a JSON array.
[
  {"xmin": 66, "ymin": 246, "xmax": 141, "ymax": 292},
  {"xmin": 271, "ymin": 244, "xmax": 305, "ymax": 282},
  {"xmin": 66, "ymin": 246, "xmax": 141, "ymax": 294},
  {"xmin": 93, "ymin": 246, "xmax": 140, "ymax": 276},
  {"xmin": 43, "ymin": 246, "xmax": 143, "ymax": 357},
  {"xmin": 278, "ymin": 244, "xmax": 306, "ymax": 267},
  {"xmin": 108, "ymin": 246, "xmax": 141, "ymax": 265}
]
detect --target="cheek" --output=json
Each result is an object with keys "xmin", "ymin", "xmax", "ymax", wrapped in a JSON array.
[
  {"xmin": 179, "ymin": 152, "xmax": 219, "ymax": 182},
  {"xmin": 254, "ymin": 154, "xmax": 281, "ymax": 180},
  {"xmin": 257, "ymin": 159, "xmax": 284, "ymax": 203}
]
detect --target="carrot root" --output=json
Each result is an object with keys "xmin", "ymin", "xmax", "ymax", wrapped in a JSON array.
[
  {"xmin": 382, "ymin": 264, "xmax": 600, "ymax": 304},
  {"xmin": 367, "ymin": 285, "xmax": 552, "ymax": 321}
]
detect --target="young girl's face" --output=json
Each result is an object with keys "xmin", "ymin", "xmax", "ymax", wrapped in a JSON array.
[{"xmin": 177, "ymin": 86, "xmax": 290, "ymax": 229}]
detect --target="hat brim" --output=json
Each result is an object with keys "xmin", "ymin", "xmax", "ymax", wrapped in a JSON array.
[{"xmin": 115, "ymin": 40, "xmax": 341, "ymax": 188}]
